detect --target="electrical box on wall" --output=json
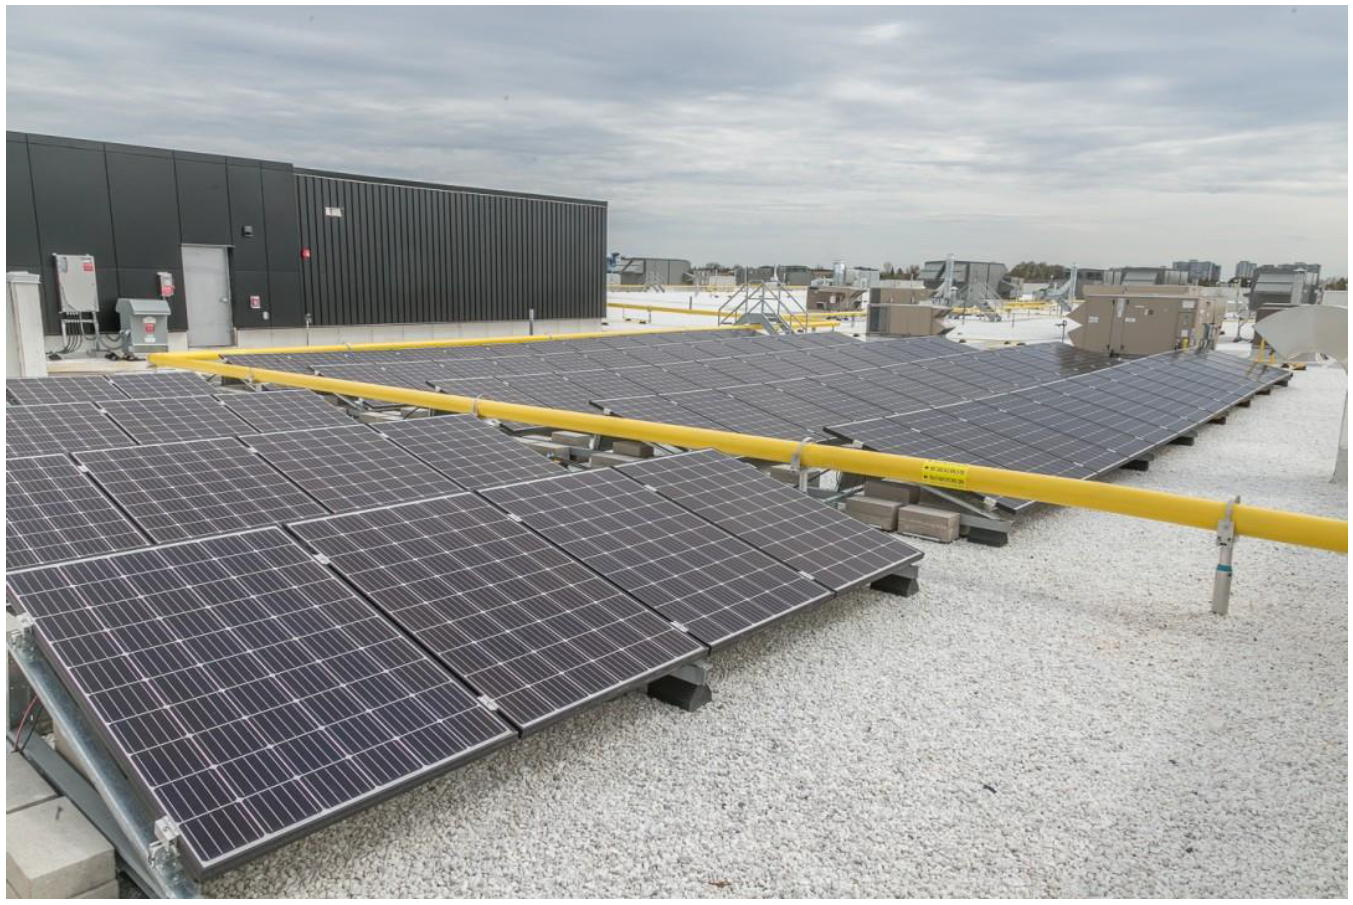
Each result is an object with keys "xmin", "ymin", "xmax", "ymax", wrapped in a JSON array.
[{"xmin": 53, "ymin": 253, "xmax": 99, "ymax": 313}]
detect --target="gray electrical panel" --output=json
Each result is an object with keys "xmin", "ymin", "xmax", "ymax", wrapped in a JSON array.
[
  {"xmin": 115, "ymin": 298, "xmax": 172, "ymax": 355},
  {"xmin": 53, "ymin": 253, "xmax": 99, "ymax": 313}
]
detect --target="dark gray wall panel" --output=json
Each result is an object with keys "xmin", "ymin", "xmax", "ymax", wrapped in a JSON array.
[
  {"xmin": 6, "ymin": 137, "xmax": 40, "ymax": 269},
  {"xmin": 230, "ymin": 269, "xmax": 271, "ymax": 330},
  {"xmin": 226, "ymin": 164, "xmax": 268, "ymax": 271},
  {"xmin": 267, "ymin": 269, "xmax": 303, "ymax": 328},
  {"xmin": 261, "ymin": 165, "xmax": 300, "ymax": 273},
  {"xmin": 106, "ymin": 149, "xmax": 181, "ymax": 269},
  {"xmin": 28, "ymin": 140, "xmax": 120, "ymax": 330},
  {"xmin": 174, "ymin": 157, "xmax": 232, "ymax": 246}
]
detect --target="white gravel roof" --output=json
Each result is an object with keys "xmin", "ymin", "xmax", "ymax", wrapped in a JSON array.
[{"xmin": 207, "ymin": 362, "xmax": 1347, "ymax": 898}]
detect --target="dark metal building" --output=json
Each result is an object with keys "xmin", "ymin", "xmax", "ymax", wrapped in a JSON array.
[{"xmin": 6, "ymin": 132, "xmax": 607, "ymax": 340}]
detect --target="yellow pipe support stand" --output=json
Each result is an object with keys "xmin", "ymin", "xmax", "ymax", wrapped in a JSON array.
[{"xmin": 147, "ymin": 354, "xmax": 1348, "ymax": 555}]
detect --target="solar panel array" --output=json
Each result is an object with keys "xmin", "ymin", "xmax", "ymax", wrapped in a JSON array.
[
  {"xmin": 4, "ymin": 331, "xmax": 1290, "ymax": 881},
  {"xmin": 480, "ymin": 469, "xmax": 832, "ymax": 648},
  {"xmin": 827, "ymin": 350, "xmax": 1288, "ymax": 505},
  {"xmin": 6, "ymin": 529, "xmax": 515, "ymax": 877},
  {"xmin": 108, "ymin": 372, "xmax": 214, "ymax": 399},
  {"xmin": 6, "ymin": 454, "xmax": 147, "ymax": 569},
  {"xmin": 290, "ymin": 494, "xmax": 706, "ymax": 731},
  {"xmin": 7, "ymin": 375, "xmax": 130, "ymax": 406}
]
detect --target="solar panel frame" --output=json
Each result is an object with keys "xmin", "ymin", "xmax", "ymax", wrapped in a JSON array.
[
  {"xmin": 244, "ymin": 424, "xmax": 463, "ymax": 514},
  {"xmin": 6, "ymin": 454, "xmax": 149, "ymax": 569},
  {"xmin": 6, "ymin": 527, "xmax": 515, "ymax": 879},
  {"xmin": 74, "ymin": 437, "xmax": 329, "ymax": 542},
  {"xmin": 216, "ymin": 391, "xmax": 356, "ymax": 434},
  {"xmin": 98, "ymin": 396, "xmax": 258, "ymax": 445},
  {"xmin": 7, "ymin": 376, "xmax": 130, "ymax": 406},
  {"xmin": 288, "ymin": 494, "xmax": 707, "ymax": 733},
  {"xmin": 618, "ymin": 450, "xmax": 924, "ymax": 592},
  {"xmin": 108, "ymin": 373, "xmax": 215, "ymax": 400},
  {"xmin": 591, "ymin": 395, "xmax": 731, "ymax": 433},
  {"xmin": 479, "ymin": 469, "xmax": 833, "ymax": 649},
  {"xmin": 7, "ymin": 402, "xmax": 139, "ymax": 458},
  {"xmin": 373, "ymin": 415, "xmax": 565, "ymax": 489},
  {"xmin": 662, "ymin": 389, "xmax": 826, "ymax": 440}
]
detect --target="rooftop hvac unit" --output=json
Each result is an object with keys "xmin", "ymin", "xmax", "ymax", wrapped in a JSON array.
[{"xmin": 867, "ymin": 303, "xmax": 953, "ymax": 337}]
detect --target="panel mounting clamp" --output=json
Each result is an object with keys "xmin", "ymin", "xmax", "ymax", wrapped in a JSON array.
[{"xmin": 789, "ymin": 436, "xmax": 816, "ymax": 473}]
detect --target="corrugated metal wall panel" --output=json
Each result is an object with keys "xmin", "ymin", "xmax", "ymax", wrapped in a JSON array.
[{"xmin": 293, "ymin": 172, "xmax": 604, "ymax": 327}]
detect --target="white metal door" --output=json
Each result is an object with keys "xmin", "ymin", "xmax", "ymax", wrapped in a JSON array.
[{"xmin": 182, "ymin": 245, "xmax": 233, "ymax": 347}]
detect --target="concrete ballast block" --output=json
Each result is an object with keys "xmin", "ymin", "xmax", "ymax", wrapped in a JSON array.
[
  {"xmin": 863, "ymin": 478, "xmax": 921, "ymax": 504},
  {"xmin": 844, "ymin": 495, "xmax": 901, "ymax": 530},
  {"xmin": 550, "ymin": 430, "xmax": 592, "ymax": 447},
  {"xmin": 767, "ymin": 464, "xmax": 800, "ymax": 484},
  {"xmin": 895, "ymin": 504, "xmax": 961, "ymax": 543},
  {"xmin": 75, "ymin": 878, "xmax": 120, "ymax": 899},
  {"xmin": 611, "ymin": 439, "xmax": 654, "ymax": 458},
  {"xmin": 6, "ymin": 753, "xmax": 58, "ymax": 814},
  {"xmin": 6, "ymin": 798, "xmax": 115, "ymax": 898},
  {"xmin": 590, "ymin": 452, "xmax": 640, "ymax": 468}
]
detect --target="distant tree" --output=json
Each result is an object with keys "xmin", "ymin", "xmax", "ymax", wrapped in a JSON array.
[
  {"xmin": 1009, "ymin": 261, "xmax": 1068, "ymax": 281},
  {"xmin": 881, "ymin": 261, "xmax": 895, "ymax": 275},
  {"xmin": 1325, "ymin": 277, "xmax": 1347, "ymax": 290}
]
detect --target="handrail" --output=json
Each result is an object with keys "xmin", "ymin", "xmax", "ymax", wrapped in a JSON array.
[{"xmin": 146, "ymin": 354, "xmax": 1349, "ymax": 554}]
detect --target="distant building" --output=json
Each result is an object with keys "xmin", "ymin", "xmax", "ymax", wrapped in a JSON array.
[
  {"xmin": 1233, "ymin": 260, "xmax": 1257, "ymax": 282},
  {"xmin": 1172, "ymin": 260, "xmax": 1222, "ymax": 284},
  {"xmin": 614, "ymin": 257, "xmax": 692, "ymax": 285}
]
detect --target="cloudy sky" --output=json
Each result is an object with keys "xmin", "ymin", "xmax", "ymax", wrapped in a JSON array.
[{"xmin": 7, "ymin": 6, "xmax": 1348, "ymax": 275}]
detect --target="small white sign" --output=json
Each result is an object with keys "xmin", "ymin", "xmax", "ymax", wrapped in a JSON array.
[{"xmin": 324, "ymin": 206, "xmax": 343, "ymax": 218}]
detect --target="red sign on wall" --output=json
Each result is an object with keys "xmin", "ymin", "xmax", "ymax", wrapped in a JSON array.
[{"xmin": 249, "ymin": 295, "xmax": 261, "ymax": 310}]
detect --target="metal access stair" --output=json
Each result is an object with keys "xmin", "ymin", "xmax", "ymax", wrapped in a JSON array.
[{"xmin": 718, "ymin": 280, "xmax": 806, "ymax": 334}]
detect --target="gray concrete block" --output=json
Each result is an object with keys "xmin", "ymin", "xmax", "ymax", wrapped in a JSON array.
[
  {"xmin": 6, "ymin": 798, "xmax": 114, "ymax": 899},
  {"xmin": 550, "ymin": 430, "xmax": 592, "ymax": 447},
  {"xmin": 895, "ymin": 504, "xmax": 961, "ymax": 543},
  {"xmin": 844, "ymin": 495, "xmax": 900, "ymax": 530},
  {"xmin": 767, "ymin": 464, "xmax": 799, "ymax": 484},
  {"xmin": 863, "ymin": 478, "xmax": 920, "ymax": 505},
  {"xmin": 589, "ymin": 452, "xmax": 640, "ymax": 468},
  {"xmin": 6, "ymin": 753, "xmax": 57, "ymax": 815},
  {"xmin": 611, "ymin": 439, "xmax": 654, "ymax": 458},
  {"xmin": 75, "ymin": 878, "xmax": 120, "ymax": 899}
]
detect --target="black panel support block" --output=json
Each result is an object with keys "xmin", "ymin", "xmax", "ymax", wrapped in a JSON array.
[
  {"xmin": 1258, "ymin": 386, "xmax": 1274, "ymax": 394},
  {"xmin": 1236, "ymin": 398, "xmax": 1252, "ymax": 408},
  {"xmin": 870, "ymin": 570, "xmax": 920, "ymax": 597},
  {"xmin": 1170, "ymin": 433, "xmax": 1197, "ymax": 446},
  {"xmin": 1209, "ymin": 414, "xmax": 1228, "ymax": 425},
  {"xmin": 1123, "ymin": 457, "xmax": 1152, "ymax": 471},
  {"xmin": 965, "ymin": 526, "xmax": 1010, "ymax": 547},
  {"xmin": 648, "ymin": 660, "xmax": 712, "ymax": 712}
]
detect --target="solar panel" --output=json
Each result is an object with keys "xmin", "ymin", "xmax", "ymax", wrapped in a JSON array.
[
  {"xmin": 245, "ymin": 424, "xmax": 462, "ymax": 513},
  {"xmin": 592, "ymin": 394, "xmax": 732, "ymax": 433},
  {"xmin": 374, "ymin": 415, "xmax": 565, "ymax": 489},
  {"xmin": 6, "ymin": 454, "xmax": 147, "ymax": 569},
  {"xmin": 723, "ymin": 384, "xmax": 844, "ymax": 435},
  {"xmin": 618, "ymin": 450, "xmax": 923, "ymax": 592},
  {"xmin": 98, "ymin": 396, "xmax": 257, "ymax": 444},
  {"xmin": 480, "ymin": 469, "xmax": 831, "ymax": 649},
  {"xmin": 429, "ymin": 377, "xmax": 552, "ymax": 430},
  {"xmin": 5, "ymin": 528, "xmax": 514, "ymax": 878},
  {"xmin": 108, "ymin": 372, "xmax": 214, "ymax": 399},
  {"xmin": 7, "ymin": 403, "xmax": 137, "ymax": 458},
  {"xmin": 563, "ymin": 369, "xmax": 655, "ymax": 401},
  {"xmin": 289, "ymin": 494, "xmax": 706, "ymax": 731},
  {"xmin": 7, "ymin": 376, "xmax": 128, "ymax": 406},
  {"xmin": 217, "ymin": 390, "xmax": 356, "ymax": 433},
  {"xmin": 768, "ymin": 378, "xmax": 892, "ymax": 422},
  {"xmin": 498, "ymin": 374, "xmax": 598, "ymax": 412},
  {"xmin": 74, "ymin": 438, "xmax": 327, "ymax": 542},
  {"xmin": 662, "ymin": 389, "xmax": 825, "ymax": 439}
]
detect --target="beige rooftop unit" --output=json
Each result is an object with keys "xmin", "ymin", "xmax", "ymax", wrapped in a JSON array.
[
  {"xmin": 867, "ymin": 302, "xmax": 953, "ymax": 337},
  {"xmin": 1069, "ymin": 284, "xmax": 1224, "ymax": 356},
  {"xmin": 805, "ymin": 285, "xmax": 865, "ymax": 311}
]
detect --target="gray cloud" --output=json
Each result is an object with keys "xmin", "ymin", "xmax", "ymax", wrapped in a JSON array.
[{"xmin": 8, "ymin": 6, "xmax": 1347, "ymax": 274}]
